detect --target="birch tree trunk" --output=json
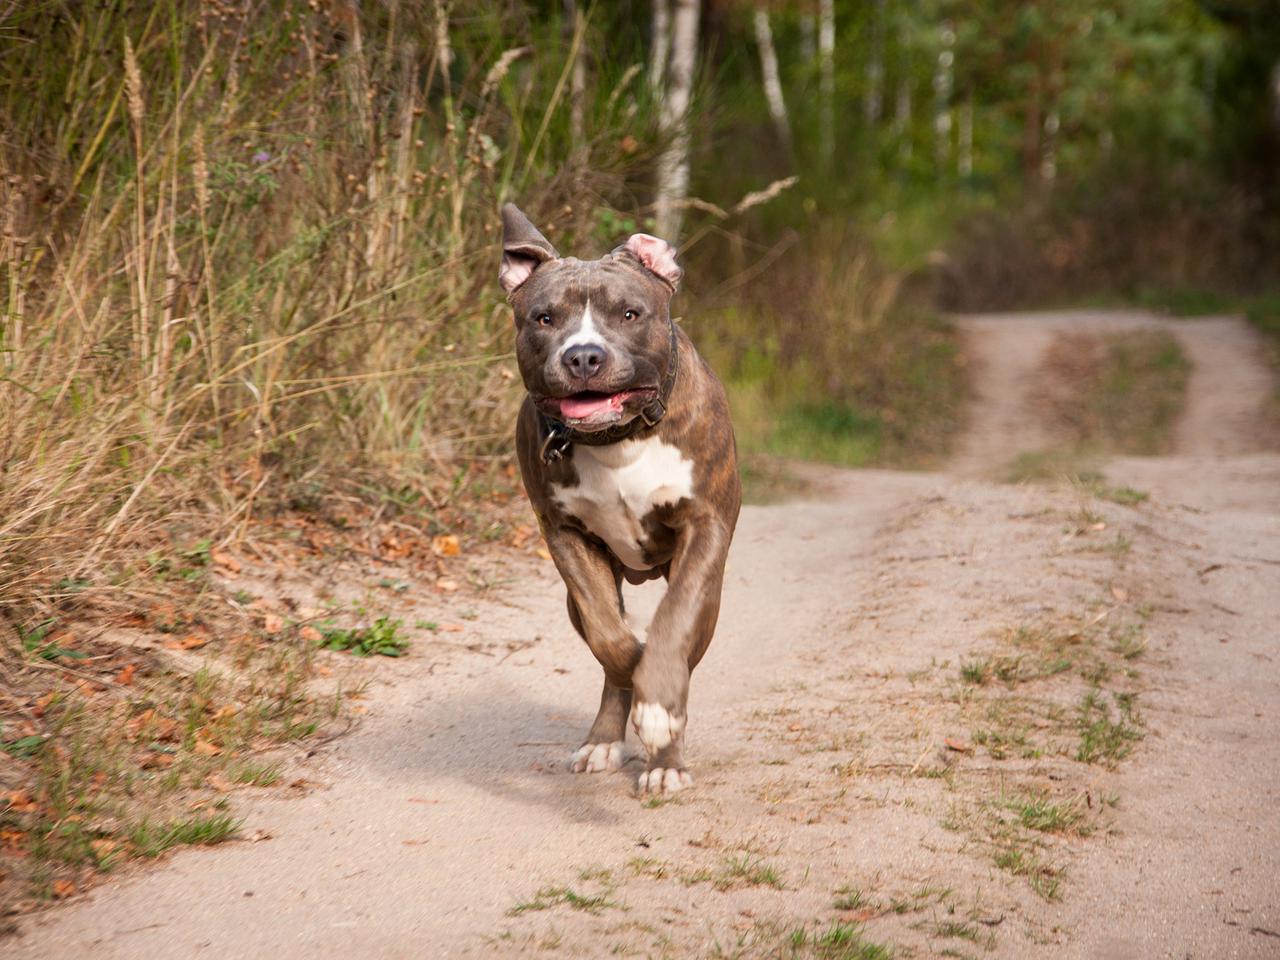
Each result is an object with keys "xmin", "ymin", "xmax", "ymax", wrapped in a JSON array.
[
  {"xmin": 565, "ymin": 0, "xmax": 586, "ymax": 156},
  {"xmin": 864, "ymin": 0, "xmax": 885, "ymax": 127},
  {"xmin": 818, "ymin": 0, "xmax": 835, "ymax": 166},
  {"xmin": 654, "ymin": 0, "xmax": 699, "ymax": 241},
  {"xmin": 753, "ymin": 3, "xmax": 791, "ymax": 153},
  {"xmin": 933, "ymin": 21, "xmax": 954, "ymax": 170},
  {"xmin": 650, "ymin": 0, "xmax": 671, "ymax": 94}
]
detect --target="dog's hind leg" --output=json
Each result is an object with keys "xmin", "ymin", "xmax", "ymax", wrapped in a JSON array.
[{"xmin": 569, "ymin": 680, "xmax": 632, "ymax": 773}]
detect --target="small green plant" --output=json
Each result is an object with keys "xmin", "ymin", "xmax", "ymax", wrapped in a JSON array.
[
  {"xmin": 318, "ymin": 617, "xmax": 408, "ymax": 657},
  {"xmin": 1010, "ymin": 795, "xmax": 1086, "ymax": 834},
  {"xmin": 832, "ymin": 885, "xmax": 871, "ymax": 911},
  {"xmin": 1076, "ymin": 688, "xmax": 1143, "ymax": 764},
  {"xmin": 787, "ymin": 921, "xmax": 893, "ymax": 959},
  {"xmin": 715, "ymin": 853, "xmax": 785, "ymax": 891},
  {"xmin": 993, "ymin": 848, "xmax": 1061, "ymax": 901},
  {"xmin": 129, "ymin": 814, "xmax": 240, "ymax": 857},
  {"xmin": 507, "ymin": 885, "xmax": 619, "ymax": 916}
]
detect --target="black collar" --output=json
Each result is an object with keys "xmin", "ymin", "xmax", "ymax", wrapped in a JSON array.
[{"xmin": 536, "ymin": 317, "xmax": 680, "ymax": 465}]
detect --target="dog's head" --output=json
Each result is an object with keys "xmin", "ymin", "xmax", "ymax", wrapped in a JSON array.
[{"xmin": 499, "ymin": 203, "xmax": 682, "ymax": 432}]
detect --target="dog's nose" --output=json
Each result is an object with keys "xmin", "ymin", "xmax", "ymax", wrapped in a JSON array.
[{"xmin": 562, "ymin": 343, "xmax": 608, "ymax": 381}]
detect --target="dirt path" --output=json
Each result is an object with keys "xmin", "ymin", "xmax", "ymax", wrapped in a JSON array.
[{"xmin": 14, "ymin": 312, "xmax": 1280, "ymax": 959}]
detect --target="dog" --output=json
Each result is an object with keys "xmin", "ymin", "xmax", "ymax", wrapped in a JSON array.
[{"xmin": 500, "ymin": 203, "xmax": 741, "ymax": 795}]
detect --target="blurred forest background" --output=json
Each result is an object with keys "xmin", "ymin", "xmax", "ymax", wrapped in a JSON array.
[{"xmin": 3, "ymin": 0, "xmax": 1279, "ymax": 612}]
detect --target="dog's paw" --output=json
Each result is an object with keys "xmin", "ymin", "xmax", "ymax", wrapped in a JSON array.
[
  {"xmin": 630, "ymin": 701, "xmax": 685, "ymax": 755},
  {"xmin": 637, "ymin": 767, "xmax": 693, "ymax": 795},
  {"xmin": 568, "ymin": 741, "xmax": 625, "ymax": 774}
]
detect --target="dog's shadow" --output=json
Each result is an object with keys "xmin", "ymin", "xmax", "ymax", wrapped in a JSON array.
[{"xmin": 348, "ymin": 667, "xmax": 650, "ymax": 826}]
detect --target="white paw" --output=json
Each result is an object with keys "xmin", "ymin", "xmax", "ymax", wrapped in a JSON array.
[
  {"xmin": 631, "ymin": 702, "xmax": 685, "ymax": 755},
  {"xmin": 568, "ymin": 741, "xmax": 624, "ymax": 774},
  {"xmin": 637, "ymin": 767, "xmax": 693, "ymax": 795}
]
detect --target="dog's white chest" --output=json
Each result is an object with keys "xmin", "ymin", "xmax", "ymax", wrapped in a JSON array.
[{"xmin": 551, "ymin": 437, "xmax": 695, "ymax": 570}]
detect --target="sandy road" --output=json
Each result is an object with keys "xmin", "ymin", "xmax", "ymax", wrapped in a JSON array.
[{"xmin": 13, "ymin": 311, "xmax": 1280, "ymax": 959}]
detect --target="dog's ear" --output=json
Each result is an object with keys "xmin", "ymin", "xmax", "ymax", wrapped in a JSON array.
[
  {"xmin": 499, "ymin": 203, "xmax": 558, "ymax": 294},
  {"xmin": 619, "ymin": 233, "xmax": 683, "ymax": 292}
]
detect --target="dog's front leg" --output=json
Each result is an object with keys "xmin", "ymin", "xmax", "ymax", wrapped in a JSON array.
[
  {"xmin": 544, "ymin": 526, "xmax": 644, "ymax": 773},
  {"xmin": 630, "ymin": 518, "xmax": 732, "ymax": 794}
]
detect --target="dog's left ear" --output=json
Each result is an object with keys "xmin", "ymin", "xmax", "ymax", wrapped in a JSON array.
[
  {"xmin": 620, "ymin": 233, "xmax": 683, "ymax": 292},
  {"xmin": 500, "ymin": 203, "xmax": 559, "ymax": 294}
]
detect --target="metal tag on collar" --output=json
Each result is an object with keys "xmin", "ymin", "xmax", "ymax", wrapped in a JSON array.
[
  {"xmin": 640, "ymin": 397, "xmax": 666, "ymax": 428},
  {"xmin": 540, "ymin": 428, "xmax": 571, "ymax": 464}
]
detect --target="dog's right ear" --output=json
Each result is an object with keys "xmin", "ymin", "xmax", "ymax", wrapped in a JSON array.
[{"xmin": 499, "ymin": 203, "xmax": 558, "ymax": 294}]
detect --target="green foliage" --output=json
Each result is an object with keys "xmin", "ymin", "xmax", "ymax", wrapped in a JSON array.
[
  {"xmin": 128, "ymin": 814, "xmax": 240, "ymax": 858},
  {"xmin": 318, "ymin": 617, "xmax": 408, "ymax": 657}
]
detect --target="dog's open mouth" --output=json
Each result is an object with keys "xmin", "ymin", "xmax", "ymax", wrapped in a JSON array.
[{"xmin": 540, "ymin": 389, "xmax": 657, "ymax": 428}]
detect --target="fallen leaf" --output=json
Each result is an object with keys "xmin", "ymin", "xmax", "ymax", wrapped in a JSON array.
[
  {"xmin": 193, "ymin": 739, "xmax": 221, "ymax": 757},
  {"xmin": 435, "ymin": 578, "xmax": 460, "ymax": 593},
  {"xmin": 205, "ymin": 773, "xmax": 233, "ymax": 793},
  {"xmin": 431, "ymin": 534, "xmax": 462, "ymax": 558},
  {"xmin": 1111, "ymin": 585, "xmax": 1129, "ymax": 603},
  {"xmin": 1089, "ymin": 521, "xmax": 1107, "ymax": 531},
  {"xmin": 245, "ymin": 829, "xmax": 271, "ymax": 843},
  {"xmin": 164, "ymin": 633, "xmax": 209, "ymax": 651},
  {"xmin": 440, "ymin": 623, "xmax": 465, "ymax": 633},
  {"xmin": 32, "ymin": 691, "xmax": 57, "ymax": 717},
  {"xmin": 787, "ymin": 723, "xmax": 806, "ymax": 732},
  {"xmin": 141, "ymin": 751, "xmax": 176, "ymax": 770},
  {"xmin": 210, "ymin": 704, "xmax": 237, "ymax": 722},
  {"xmin": 89, "ymin": 839, "xmax": 119, "ymax": 860},
  {"xmin": 299, "ymin": 626, "xmax": 322, "ymax": 643},
  {"xmin": 0, "ymin": 830, "xmax": 28, "ymax": 855},
  {"xmin": 263, "ymin": 613, "xmax": 285, "ymax": 635},
  {"xmin": 115, "ymin": 663, "xmax": 137, "ymax": 685},
  {"xmin": 51, "ymin": 879, "xmax": 75, "ymax": 898},
  {"xmin": 945, "ymin": 737, "xmax": 973, "ymax": 753},
  {"xmin": 211, "ymin": 550, "xmax": 242, "ymax": 573},
  {"xmin": 536, "ymin": 546, "xmax": 552, "ymax": 561},
  {"xmin": 5, "ymin": 791, "xmax": 38, "ymax": 813}
]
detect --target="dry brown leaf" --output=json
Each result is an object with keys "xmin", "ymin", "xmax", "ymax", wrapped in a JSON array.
[
  {"xmin": 263, "ymin": 613, "xmax": 285, "ymax": 635},
  {"xmin": 1111, "ymin": 585, "xmax": 1130, "ymax": 602},
  {"xmin": 440, "ymin": 624, "xmax": 465, "ymax": 633},
  {"xmin": 299, "ymin": 626, "xmax": 322, "ymax": 643},
  {"xmin": 51, "ymin": 879, "xmax": 75, "ymax": 898},
  {"xmin": 164, "ymin": 633, "xmax": 209, "ymax": 651},
  {"xmin": 89, "ymin": 838, "xmax": 119, "ymax": 860},
  {"xmin": 1089, "ymin": 521, "xmax": 1107, "ymax": 531},
  {"xmin": 787, "ymin": 723, "xmax": 806, "ymax": 732},
  {"xmin": 211, "ymin": 550, "xmax": 242, "ymax": 573},
  {"xmin": 945, "ymin": 737, "xmax": 973, "ymax": 753},
  {"xmin": 205, "ymin": 773, "xmax": 233, "ymax": 793},
  {"xmin": 210, "ymin": 704, "xmax": 237, "ymax": 722},
  {"xmin": 5, "ymin": 791, "xmax": 38, "ymax": 813},
  {"xmin": 432, "ymin": 534, "xmax": 462, "ymax": 558},
  {"xmin": 193, "ymin": 739, "xmax": 221, "ymax": 757},
  {"xmin": 115, "ymin": 663, "xmax": 137, "ymax": 685},
  {"xmin": 435, "ymin": 578, "xmax": 460, "ymax": 593}
]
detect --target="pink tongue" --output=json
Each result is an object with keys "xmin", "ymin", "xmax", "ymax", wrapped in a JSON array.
[{"xmin": 560, "ymin": 394, "xmax": 621, "ymax": 419}]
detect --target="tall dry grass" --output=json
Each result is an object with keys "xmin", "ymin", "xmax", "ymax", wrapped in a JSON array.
[{"xmin": 0, "ymin": 2, "xmax": 659, "ymax": 615}]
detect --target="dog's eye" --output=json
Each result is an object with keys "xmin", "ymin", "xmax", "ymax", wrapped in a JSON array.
[
  {"xmin": 535, "ymin": 312, "xmax": 552, "ymax": 327},
  {"xmin": 624, "ymin": 308, "xmax": 639, "ymax": 321}
]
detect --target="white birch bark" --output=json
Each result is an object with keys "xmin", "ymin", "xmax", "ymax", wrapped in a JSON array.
[
  {"xmin": 654, "ymin": 0, "xmax": 699, "ymax": 241},
  {"xmin": 933, "ymin": 21, "xmax": 954, "ymax": 169},
  {"xmin": 650, "ymin": 0, "xmax": 671, "ymax": 94},
  {"xmin": 818, "ymin": 0, "xmax": 835, "ymax": 165},
  {"xmin": 958, "ymin": 93, "xmax": 973, "ymax": 177},
  {"xmin": 565, "ymin": 0, "xmax": 585, "ymax": 153},
  {"xmin": 753, "ymin": 3, "xmax": 791, "ymax": 153},
  {"xmin": 865, "ymin": 0, "xmax": 885, "ymax": 126}
]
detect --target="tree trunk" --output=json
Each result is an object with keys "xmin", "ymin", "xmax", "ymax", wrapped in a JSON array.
[
  {"xmin": 818, "ymin": 0, "xmax": 835, "ymax": 166},
  {"xmin": 650, "ymin": 0, "xmax": 671, "ymax": 94},
  {"xmin": 565, "ymin": 0, "xmax": 586, "ymax": 155},
  {"xmin": 864, "ymin": 0, "xmax": 885, "ymax": 127},
  {"xmin": 933, "ymin": 21, "xmax": 954, "ymax": 171},
  {"xmin": 753, "ymin": 3, "xmax": 791, "ymax": 153},
  {"xmin": 654, "ymin": 0, "xmax": 699, "ymax": 241}
]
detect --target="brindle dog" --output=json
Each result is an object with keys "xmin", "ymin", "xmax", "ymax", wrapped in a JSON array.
[{"xmin": 500, "ymin": 204, "xmax": 741, "ymax": 794}]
